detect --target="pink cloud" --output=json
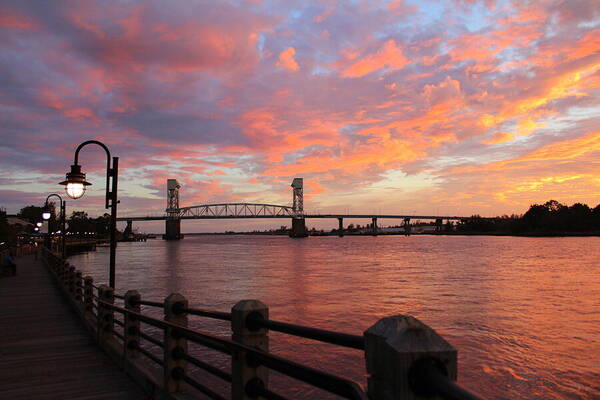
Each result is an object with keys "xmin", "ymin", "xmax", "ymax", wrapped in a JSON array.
[{"xmin": 0, "ymin": 8, "xmax": 38, "ymax": 30}]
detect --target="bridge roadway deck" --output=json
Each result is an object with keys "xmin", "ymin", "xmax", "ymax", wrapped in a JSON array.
[
  {"xmin": 0, "ymin": 254, "xmax": 148, "ymax": 399},
  {"xmin": 117, "ymin": 214, "xmax": 467, "ymax": 221}
]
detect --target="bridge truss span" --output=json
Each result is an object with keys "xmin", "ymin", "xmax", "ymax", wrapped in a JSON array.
[{"xmin": 175, "ymin": 203, "xmax": 296, "ymax": 219}]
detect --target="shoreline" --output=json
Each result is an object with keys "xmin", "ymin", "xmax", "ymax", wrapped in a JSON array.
[{"xmin": 173, "ymin": 231, "xmax": 600, "ymax": 238}]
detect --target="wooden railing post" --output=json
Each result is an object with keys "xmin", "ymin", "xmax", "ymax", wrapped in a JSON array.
[
  {"xmin": 83, "ymin": 276, "xmax": 94, "ymax": 315},
  {"xmin": 124, "ymin": 290, "xmax": 141, "ymax": 360},
  {"xmin": 231, "ymin": 300, "xmax": 269, "ymax": 400},
  {"xmin": 57, "ymin": 261, "xmax": 65, "ymax": 287},
  {"xmin": 364, "ymin": 315, "xmax": 457, "ymax": 400},
  {"xmin": 74, "ymin": 270, "xmax": 83, "ymax": 304},
  {"xmin": 61, "ymin": 262, "xmax": 70, "ymax": 293},
  {"xmin": 52, "ymin": 255, "xmax": 59, "ymax": 275},
  {"xmin": 164, "ymin": 294, "xmax": 188, "ymax": 393},
  {"xmin": 97, "ymin": 285, "xmax": 114, "ymax": 345},
  {"xmin": 68, "ymin": 265, "xmax": 76, "ymax": 299}
]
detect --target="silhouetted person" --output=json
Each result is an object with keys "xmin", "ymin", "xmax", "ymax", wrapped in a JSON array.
[{"xmin": 3, "ymin": 251, "xmax": 16, "ymax": 276}]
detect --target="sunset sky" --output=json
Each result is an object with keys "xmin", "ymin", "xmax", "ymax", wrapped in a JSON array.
[{"xmin": 1, "ymin": 0, "xmax": 599, "ymax": 232}]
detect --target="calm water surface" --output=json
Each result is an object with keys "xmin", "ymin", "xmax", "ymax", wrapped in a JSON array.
[{"xmin": 69, "ymin": 235, "xmax": 600, "ymax": 399}]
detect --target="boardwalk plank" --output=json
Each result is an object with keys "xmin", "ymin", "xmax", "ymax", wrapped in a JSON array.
[{"xmin": 0, "ymin": 254, "xmax": 149, "ymax": 399}]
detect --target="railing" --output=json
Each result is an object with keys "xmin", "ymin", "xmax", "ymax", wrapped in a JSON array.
[
  {"xmin": 41, "ymin": 248, "xmax": 482, "ymax": 400},
  {"xmin": 176, "ymin": 203, "xmax": 296, "ymax": 219}
]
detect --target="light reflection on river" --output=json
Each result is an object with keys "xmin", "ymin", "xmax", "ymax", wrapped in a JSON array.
[{"xmin": 69, "ymin": 235, "xmax": 600, "ymax": 399}]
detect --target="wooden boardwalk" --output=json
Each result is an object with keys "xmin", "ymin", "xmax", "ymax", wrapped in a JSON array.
[{"xmin": 0, "ymin": 254, "xmax": 148, "ymax": 399}]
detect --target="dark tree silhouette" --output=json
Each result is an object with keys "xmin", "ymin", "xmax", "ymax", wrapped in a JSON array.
[
  {"xmin": 457, "ymin": 200, "xmax": 600, "ymax": 234},
  {"xmin": 17, "ymin": 205, "xmax": 47, "ymax": 224}
]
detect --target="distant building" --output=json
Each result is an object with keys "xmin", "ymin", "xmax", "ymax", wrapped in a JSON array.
[
  {"xmin": 7, "ymin": 216, "xmax": 33, "ymax": 234},
  {"xmin": 412, "ymin": 225, "xmax": 438, "ymax": 234},
  {"xmin": 377, "ymin": 227, "xmax": 406, "ymax": 233}
]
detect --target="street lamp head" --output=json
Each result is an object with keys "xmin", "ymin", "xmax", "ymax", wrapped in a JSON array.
[
  {"xmin": 42, "ymin": 211, "xmax": 51, "ymax": 220},
  {"xmin": 59, "ymin": 164, "xmax": 91, "ymax": 199}
]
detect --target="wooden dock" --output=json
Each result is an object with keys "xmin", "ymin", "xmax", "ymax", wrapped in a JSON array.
[{"xmin": 0, "ymin": 254, "xmax": 148, "ymax": 399}]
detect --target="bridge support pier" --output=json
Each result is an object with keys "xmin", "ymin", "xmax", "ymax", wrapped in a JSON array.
[
  {"xmin": 290, "ymin": 218, "xmax": 308, "ymax": 238},
  {"xmin": 163, "ymin": 219, "xmax": 184, "ymax": 240},
  {"xmin": 371, "ymin": 218, "xmax": 378, "ymax": 236},
  {"xmin": 403, "ymin": 218, "xmax": 411, "ymax": 236},
  {"xmin": 338, "ymin": 218, "xmax": 344, "ymax": 237},
  {"xmin": 123, "ymin": 220, "xmax": 133, "ymax": 239},
  {"xmin": 435, "ymin": 218, "xmax": 443, "ymax": 232}
]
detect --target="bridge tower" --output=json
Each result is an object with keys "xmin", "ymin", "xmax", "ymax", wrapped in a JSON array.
[
  {"xmin": 291, "ymin": 178, "xmax": 303, "ymax": 214},
  {"xmin": 290, "ymin": 178, "xmax": 308, "ymax": 238},
  {"xmin": 163, "ymin": 179, "xmax": 184, "ymax": 240}
]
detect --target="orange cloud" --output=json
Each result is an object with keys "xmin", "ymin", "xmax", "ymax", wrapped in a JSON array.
[
  {"xmin": 449, "ymin": 21, "xmax": 542, "ymax": 64},
  {"xmin": 263, "ymin": 136, "xmax": 424, "ymax": 177},
  {"xmin": 451, "ymin": 130, "xmax": 600, "ymax": 175},
  {"xmin": 482, "ymin": 132, "xmax": 513, "ymax": 145},
  {"xmin": 341, "ymin": 40, "xmax": 408, "ymax": 78},
  {"xmin": 277, "ymin": 47, "xmax": 300, "ymax": 71},
  {"xmin": 518, "ymin": 131, "xmax": 600, "ymax": 163},
  {"xmin": 237, "ymin": 108, "xmax": 344, "ymax": 162},
  {"xmin": 564, "ymin": 28, "xmax": 600, "ymax": 62}
]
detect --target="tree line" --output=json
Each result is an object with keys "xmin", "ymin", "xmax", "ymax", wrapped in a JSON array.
[
  {"xmin": 2, "ymin": 204, "xmax": 116, "ymax": 241},
  {"xmin": 458, "ymin": 200, "xmax": 600, "ymax": 234}
]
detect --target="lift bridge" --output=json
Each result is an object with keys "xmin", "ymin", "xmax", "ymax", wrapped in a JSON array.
[{"xmin": 117, "ymin": 178, "xmax": 467, "ymax": 239}]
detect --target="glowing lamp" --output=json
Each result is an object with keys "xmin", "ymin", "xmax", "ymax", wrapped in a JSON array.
[
  {"xmin": 36, "ymin": 222, "xmax": 42, "ymax": 227},
  {"xmin": 59, "ymin": 164, "xmax": 91, "ymax": 199},
  {"xmin": 42, "ymin": 211, "xmax": 51, "ymax": 220},
  {"xmin": 60, "ymin": 140, "xmax": 118, "ymax": 288}
]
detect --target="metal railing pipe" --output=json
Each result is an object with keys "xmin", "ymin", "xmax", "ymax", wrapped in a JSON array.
[
  {"xmin": 181, "ymin": 306, "xmax": 231, "ymax": 321},
  {"xmin": 181, "ymin": 353, "xmax": 231, "ymax": 382},
  {"xmin": 180, "ymin": 373, "xmax": 226, "ymax": 400},
  {"xmin": 410, "ymin": 358, "xmax": 482, "ymax": 400},
  {"xmin": 248, "ymin": 314, "xmax": 364, "ymax": 350},
  {"xmin": 247, "ymin": 351, "xmax": 366, "ymax": 400},
  {"xmin": 140, "ymin": 331, "xmax": 164, "ymax": 348},
  {"xmin": 245, "ymin": 378, "xmax": 290, "ymax": 400},
  {"xmin": 135, "ymin": 299, "xmax": 164, "ymax": 308},
  {"xmin": 136, "ymin": 344, "xmax": 164, "ymax": 366},
  {"xmin": 113, "ymin": 330, "xmax": 125, "ymax": 341}
]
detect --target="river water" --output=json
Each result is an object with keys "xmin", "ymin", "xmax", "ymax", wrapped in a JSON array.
[{"xmin": 69, "ymin": 235, "xmax": 600, "ymax": 399}]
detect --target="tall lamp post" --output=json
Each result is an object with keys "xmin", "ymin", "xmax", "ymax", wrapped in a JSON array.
[
  {"xmin": 43, "ymin": 193, "xmax": 66, "ymax": 259},
  {"xmin": 59, "ymin": 140, "xmax": 119, "ymax": 289}
]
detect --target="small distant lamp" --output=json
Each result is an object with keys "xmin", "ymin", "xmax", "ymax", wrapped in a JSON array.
[
  {"xmin": 36, "ymin": 222, "xmax": 42, "ymax": 227},
  {"xmin": 43, "ymin": 193, "xmax": 66, "ymax": 259}
]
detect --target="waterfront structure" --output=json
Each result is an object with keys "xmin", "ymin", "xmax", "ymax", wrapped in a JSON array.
[{"xmin": 119, "ymin": 178, "xmax": 464, "ymax": 238}]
